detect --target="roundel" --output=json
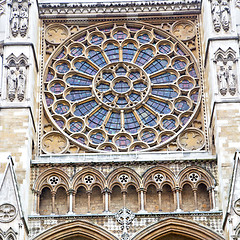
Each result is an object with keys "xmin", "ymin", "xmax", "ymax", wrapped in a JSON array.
[{"xmin": 43, "ymin": 22, "xmax": 201, "ymax": 152}]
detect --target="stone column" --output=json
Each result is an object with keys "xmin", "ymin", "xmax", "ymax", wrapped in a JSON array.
[
  {"xmin": 87, "ymin": 190, "xmax": 91, "ymax": 213},
  {"xmin": 193, "ymin": 188, "xmax": 198, "ymax": 211},
  {"xmin": 103, "ymin": 188, "xmax": 110, "ymax": 212},
  {"xmin": 122, "ymin": 190, "xmax": 127, "ymax": 208},
  {"xmin": 68, "ymin": 189, "xmax": 74, "ymax": 214},
  {"xmin": 175, "ymin": 187, "xmax": 181, "ymax": 212},
  {"xmin": 36, "ymin": 191, "xmax": 40, "ymax": 214},
  {"xmin": 138, "ymin": 188, "xmax": 146, "ymax": 213},
  {"xmin": 51, "ymin": 191, "xmax": 56, "ymax": 214},
  {"xmin": 157, "ymin": 190, "xmax": 162, "ymax": 211}
]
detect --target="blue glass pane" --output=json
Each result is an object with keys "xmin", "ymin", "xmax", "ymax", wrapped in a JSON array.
[
  {"xmin": 55, "ymin": 119, "xmax": 64, "ymax": 129},
  {"xmin": 145, "ymin": 59, "xmax": 168, "ymax": 74},
  {"xmin": 135, "ymin": 48, "xmax": 153, "ymax": 66},
  {"xmin": 74, "ymin": 136, "xmax": 86, "ymax": 145},
  {"xmin": 55, "ymin": 103, "xmax": 69, "ymax": 114},
  {"xmin": 70, "ymin": 47, "xmax": 82, "ymax": 57},
  {"xmin": 134, "ymin": 82, "xmax": 146, "ymax": 91},
  {"xmin": 129, "ymin": 93, "xmax": 141, "ymax": 102},
  {"xmin": 105, "ymin": 112, "xmax": 121, "ymax": 134},
  {"xmin": 74, "ymin": 100, "xmax": 98, "ymax": 116},
  {"xmin": 175, "ymin": 100, "xmax": 190, "ymax": 111},
  {"xmin": 116, "ymin": 136, "xmax": 131, "ymax": 148},
  {"xmin": 159, "ymin": 44, "xmax": 171, "ymax": 54},
  {"xmin": 176, "ymin": 46, "xmax": 185, "ymax": 56},
  {"xmin": 146, "ymin": 98, "xmax": 171, "ymax": 114},
  {"xmin": 189, "ymin": 67, "xmax": 197, "ymax": 78},
  {"xmin": 114, "ymin": 81, "xmax": 130, "ymax": 93},
  {"xmin": 129, "ymin": 71, "xmax": 140, "ymax": 80},
  {"xmin": 90, "ymin": 35, "xmax": 104, "ymax": 45},
  {"xmin": 56, "ymin": 50, "xmax": 65, "ymax": 59},
  {"xmin": 66, "ymin": 90, "xmax": 92, "ymax": 101},
  {"xmin": 70, "ymin": 121, "xmax": 82, "ymax": 132},
  {"xmin": 88, "ymin": 50, "xmax": 107, "ymax": 67},
  {"xmin": 113, "ymin": 31, "xmax": 127, "ymax": 40},
  {"xmin": 66, "ymin": 75, "xmax": 92, "ymax": 86},
  {"xmin": 97, "ymin": 83, "xmax": 109, "ymax": 92},
  {"xmin": 117, "ymin": 97, "xmax": 127, "ymax": 107},
  {"xmin": 142, "ymin": 131, "xmax": 155, "ymax": 143},
  {"xmin": 46, "ymin": 71, "xmax": 54, "ymax": 82},
  {"xmin": 50, "ymin": 83, "xmax": 65, "ymax": 94},
  {"xmin": 133, "ymin": 145, "xmax": 143, "ymax": 151},
  {"xmin": 102, "ymin": 146, "xmax": 114, "ymax": 151},
  {"xmin": 100, "ymin": 27, "xmax": 112, "ymax": 33},
  {"xmin": 103, "ymin": 93, "xmax": 115, "ymax": 103},
  {"xmin": 181, "ymin": 116, "xmax": 190, "ymax": 125},
  {"xmin": 90, "ymin": 132, "xmax": 105, "ymax": 144},
  {"xmin": 75, "ymin": 61, "xmax": 97, "ymax": 75},
  {"xmin": 137, "ymin": 34, "xmax": 151, "ymax": 43},
  {"xmin": 152, "ymin": 87, "xmax": 178, "ymax": 99},
  {"xmin": 136, "ymin": 107, "xmax": 156, "ymax": 126},
  {"xmin": 173, "ymin": 60, "xmax": 187, "ymax": 70},
  {"xmin": 162, "ymin": 119, "xmax": 176, "ymax": 130},
  {"xmin": 155, "ymin": 33, "xmax": 165, "ymax": 40},
  {"xmin": 103, "ymin": 72, "xmax": 114, "ymax": 81},
  {"xmin": 45, "ymin": 95, "xmax": 54, "ymax": 106},
  {"xmin": 76, "ymin": 35, "xmax": 86, "ymax": 42},
  {"xmin": 179, "ymin": 79, "xmax": 193, "ymax": 89},
  {"xmin": 123, "ymin": 43, "xmax": 137, "ymax": 62},
  {"xmin": 116, "ymin": 67, "xmax": 126, "ymax": 76},
  {"xmin": 160, "ymin": 134, "xmax": 171, "ymax": 143},
  {"xmin": 56, "ymin": 63, "xmax": 69, "ymax": 73},
  {"xmin": 88, "ymin": 108, "xmax": 108, "ymax": 128},
  {"xmin": 129, "ymin": 27, "xmax": 141, "ymax": 31},
  {"xmin": 191, "ymin": 91, "xmax": 199, "ymax": 102},
  {"xmin": 124, "ymin": 112, "xmax": 140, "ymax": 134},
  {"xmin": 150, "ymin": 72, "xmax": 177, "ymax": 84},
  {"xmin": 104, "ymin": 44, "xmax": 119, "ymax": 62}
]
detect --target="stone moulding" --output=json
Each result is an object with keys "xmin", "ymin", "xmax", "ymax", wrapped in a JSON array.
[{"xmin": 38, "ymin": 0, "xmax": 201, "ymax": 17}]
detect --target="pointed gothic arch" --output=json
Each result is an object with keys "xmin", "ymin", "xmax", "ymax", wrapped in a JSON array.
[
  {"xmin": 33, "ymin": 220, "xmax": 117, "ymax": 240},
  {"xmin": 131, "ymin": 218, "xmax": 224, "ymax": 240}
]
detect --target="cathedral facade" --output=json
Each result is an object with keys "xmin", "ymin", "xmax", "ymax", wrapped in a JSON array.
[{"xmin": 0, "ymin": 0, "xmax": 240, "ymax": 239}]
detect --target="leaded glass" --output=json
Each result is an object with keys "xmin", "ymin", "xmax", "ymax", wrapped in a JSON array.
[{"xmin": 43, "ymin": 22, "xmax": 201, "ymax": 153}]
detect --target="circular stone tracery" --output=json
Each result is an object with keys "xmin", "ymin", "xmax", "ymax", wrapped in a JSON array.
[{"xmin": 43, "ymin": 22, "xmax": 201, "ymax": 153}]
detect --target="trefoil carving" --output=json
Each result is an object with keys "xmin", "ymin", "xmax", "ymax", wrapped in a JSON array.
[
  {"xmin": 9, "ymin": 0, "xmax": 30, "ymax": 38},
  {"xmin": 6, "ymin": 53, "xmax": 28, "ymax": 101},
  {"xmin": 214, "ymin": 48, "xmax": 238, "ymax": 96},
  {"xmin": 211, "ymin": 0, "xmax": 231, "ymax": 32}
]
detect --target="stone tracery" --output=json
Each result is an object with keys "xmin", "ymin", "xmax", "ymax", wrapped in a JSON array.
[{"xmin": 42, "ymin": 22, "xmax": 203, "ymax": 153}]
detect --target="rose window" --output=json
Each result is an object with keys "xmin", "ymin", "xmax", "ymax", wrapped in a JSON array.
[{"xmin": 43, "ymin": 22, "xmax": 201, "ymax": 152}]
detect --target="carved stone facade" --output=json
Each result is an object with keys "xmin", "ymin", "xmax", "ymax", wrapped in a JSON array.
[{"xmin": 0, "ymin": 0, "xmax": 240, "ymax": 239}]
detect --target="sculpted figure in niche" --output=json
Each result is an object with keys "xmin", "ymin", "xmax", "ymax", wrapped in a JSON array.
[
  {"xmin": 217, "ymin": 65, "xmax": 228, "ymax": 96},
  {"xmin": 227, "ymin": 66, "xmax": 237, "ymax": 95},
  {"xmin": 19, "ymin": 4, "xmax": 28, "ymax": 37},
  {"xmin": 212, "ymin": 0, "xmax": 221, "ymax": 32},
  {"xmin": 10, "ymin": 6, "xmax": 19, "ymax": 37},
  {"xmin": 7, "ymin": 68, "xmax": 18, "ymax": 101},
  {"xmin": 221, "ymin": 0, "xmax": 230, "ymax": 31},
  {"xmin": 17, "ymin": 67, "xmax": 26, "ymax": 101}
]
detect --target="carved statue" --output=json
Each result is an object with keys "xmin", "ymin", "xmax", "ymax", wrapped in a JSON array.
[
  {"xmin": 221, "ymin": 0, "xmax": 230, "ymax": 31},
  {"xmin": 212, "ymin": 0, "xmax": 221, "ymax": 32},
  {"xmin": 7, "ymin": 68, "xmax": 17, "ymax": 101},
  {"xmin": 227, "ymin": 66, "xmax": 237, "ymax": 95},
  {"xmin": 10, "ymin": 6, "xmax": 19, "ymax": 37},
  {"xmin": 17, "ymin": 67, "xmax": 26, "ymax": 101},
  {"xmin": 19, "ymin": 5, "xmax": 28, "ymax": 37},
  {"xmin": 217, "ymin": 65, "xmax": 228, "ymax": 96}
]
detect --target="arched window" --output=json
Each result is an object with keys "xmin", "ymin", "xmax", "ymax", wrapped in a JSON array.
[
  {"xmin": 126, "ymin": 185, "xmax": 138, "ymax": 212},
  {"xmin": 91, "ymin": 186, "xmax": 103, "ymax": 214},
  {"xmin": 161, "ymin": 184, "xmax": 174, "ymax": 212},
  {"xmin": 75, "ymin": 186, "xmax": 88, "ymax": 214},
  {"xmin": 146, "ymin": 184, "xmax": 158, "ymax": 212},
  {"xmin": 39, "ymin": 187, "xmax": 52, "ymax": 215},
  {"xmin": 197, "ymin": 183, "xmax": 210, "ymax": 211},
  {"xmin": 110, "ymin": 185, "xmax": 123, "ymax": 212},
  {"xmin": 181, "ymin": 184, "xmax": 195, "ymax": 211},
  {"xmin": 55, "ymin": 187, "xmax": 68, "ymax": 215}
]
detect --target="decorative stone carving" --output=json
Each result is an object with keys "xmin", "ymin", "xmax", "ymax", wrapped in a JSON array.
[
  {"xmin": 48, "ymin": 176, "xmax": 59, "ymax": 186},
  {"xmin": 214, "ymin": 48, "xmax": 238, "ymax": 96},
  {"xmin": 42, "ymin": 132, "xmax": 68, "ymax": 154},
  {"xmin": 154, "ymin": 173, "xmax": 164, "ymax": 183},
  {"xmin": 234, "ymin": 199, "xmax": 240, "ymax": 215},
  {"xmin": 189, "ymin": 173, "xmax": 200, "ymax": 183},
  {"xmin": 178, "ymin": 129, "xmax": 205, "ymax": 151},
  {"xmin": 119, "ymin": 174, "xmax": 129, "ymax": 185},
  {"xmin": 211, "ymin": 0, "xmax": 230, "ymax": 32},
  {"xmin": 0, "ymin": 0, "xmax": 6, "ymax": 15},
  {"xmin": 6, "ymin": 54, "xmax": 28, "ymax": 101},
  {"xmin": 46, "ymin": 24, "xmax": 70, "ymax": 45},
  {"xmin": 9, "ymin": 0, "xmax": 30, "ymax": 37},
  {"xmin": 172, "ymin": 20, "xmax": 196, "ymax": 41},
  {"xmin": 84, "ymin": 175, "xmax": 94, "ymax": 184},
  {"xmin": 115, "ymin": 208, "xmax": 135, "ymax": 240},
  {"xmin": 0, "ymin": 204, "xmax": 17, "ymax": 223}
]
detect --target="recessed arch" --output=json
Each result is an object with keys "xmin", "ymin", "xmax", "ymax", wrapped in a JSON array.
[
  {"xmin": 33, "ymin": 220, "xmax": 118, "ymax": 240},
  {"xmin": 132, "ymin": 218, "xmax": 224, "ymax": 240}
]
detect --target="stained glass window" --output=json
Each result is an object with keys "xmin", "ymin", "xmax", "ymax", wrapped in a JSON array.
[
  {"xmin": 123, "ymin": 43, "xmax": 137, "ymax": 62},
  {"xmin": 135, "ymin": 48, "xmax": 153, "ymax": 66},
  {"xmin": 105, "ymin": 112, "xmax": 121, "ymax": 134},
  {"xmin": 66, "ymin": 75, "xmax": 92, "ymax": 86},
  {"xmin": 74, "ymin": 61, "xmax": 98, "ymax": 75}
]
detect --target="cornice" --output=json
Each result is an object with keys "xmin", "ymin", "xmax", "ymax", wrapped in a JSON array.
[{"xmin": 38, "ymin": 0, "xmax": 201, "ymax": 19}]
